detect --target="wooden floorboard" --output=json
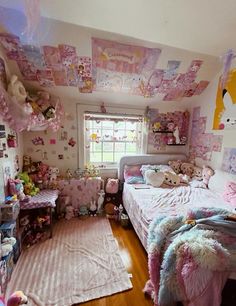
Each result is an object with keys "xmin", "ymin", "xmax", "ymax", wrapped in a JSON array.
[{"xmin": 79, "ymin": 219, "xmax": 152, "ymax": 306}]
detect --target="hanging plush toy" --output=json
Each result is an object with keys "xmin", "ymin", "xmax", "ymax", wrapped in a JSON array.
[{"xmin": 7, "ymin": 75, "xmax": 33, "ymax": 114}]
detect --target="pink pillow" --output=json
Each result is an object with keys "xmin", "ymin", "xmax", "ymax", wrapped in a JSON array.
[
  {"xmin": 223, "ymin": 181, "xmax": 236, "ymax": 207},
  {"xmin": 124, "ymin": 165, "xmax": 142, "ymax": 181}
]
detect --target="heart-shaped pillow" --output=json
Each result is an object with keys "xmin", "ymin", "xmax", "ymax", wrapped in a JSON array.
[{"xmin": 145, "ymin": 170, "xmax": 165, "ymax": 187}]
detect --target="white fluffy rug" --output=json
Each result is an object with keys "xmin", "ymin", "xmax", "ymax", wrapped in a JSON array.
[{"xmin": 7, "ymin": 217, "xmax": 132, "ymax": 305}]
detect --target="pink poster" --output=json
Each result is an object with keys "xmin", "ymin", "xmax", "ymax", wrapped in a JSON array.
[
  {"xmin": 66, "ymin": 67, "xmax": 78, "ymax": 86},
  {"xmin": 43, "ymin": 46, "xmax": 62, "ymax": 68},
  {"xmin": 52, "ymin": 68, "xmax": 68, "ymax": 86},
  {"xmin": 36, "ymin": 69, "xmax": 55, "ymax": 87},
  {"xmin": 182, "ymin": 82, "xmax": 198, "ymax": 97},
  {"xmin": 17, "ymin": 60, "xmax": 37, "ymax": 81},
  {"xmin": 78, "ymin": 56, "xmax": 92, "ymax": 78},
  {"xmin": 92, "ymin": 37, "xmax": 161, "ymax": 75},
  {"xmin": 79, "ymin": 77, "xmax": 93, "ymax": 93},
  {"xmin": 58, "ymin": 44, "xmax": 78, "ymax": 67},
  {"xmin": 0, "ymin": 33, "xmax": 23, "ymax": 60},
  {"xmin": 163, "ymin": 88, "xmax": 184, "ymax": 101},
  {"xmin": 22, "ymin": 44, "xmax": 45, "ymax": 69},
  {"xmin": 222, "ymin": 148, "xmax": 236, "ymax": 174},
  {"xmin": 194, "ymin": 80, "xmax": 209, "ymax": 95},
  {"xmin": 187, "ymin": 60, "xmax": 203, "ymax": 74},
  {"xmin": 164, "ymin": 60, "xmax": 181, "ymax": 80}
]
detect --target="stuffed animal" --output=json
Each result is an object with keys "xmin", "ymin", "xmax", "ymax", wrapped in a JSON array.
[
  {"xmin": 65, "ymin": 205, "xmax": 74, "ymax": 220},
  {"xmin": 105, "ymin": 178, "xmax": 119, "ymax": 194},
  {"xmin": 1, "ymin": 237, "xmax": 16, "ymax": 257},
  {"xmin": 8, "ymin": 179, "xmax": 27, "ymax": 201},
  {"xmin": 192, "ymin": 166, "xmax": 203, "ymax": 181},
  {"xmin": 164, "ymin": 172, "xmax": 181, "ymax": 186},
  {"xmin": 0, "ymin": 290, "xmax": 28, "ymax": 306},
  {"xmin": 7, "ymin": 75, "xmax": 32, "ymax": 114},
  {"xmin": 89, "ymin": 200, "xmax": 97, "ymax": 216},
  {"xmin": 145, "ymin": 170, "xmax": 165, "ymax": 187},
  {"xmin": 180, "ymin": 162, "xmax": 194, "ymax": 177},
  {"xmin": 18, "ymin": 172, "xmax": 39, "ymax": 196},
  {"xmin": 178, "ymin": 173, "xmax": 190, "ymax": 184},
  {"xmin": 48, "ymin": 167, "xmax": 59, "ymax": 189},
  {"xmin": 168, "ymin": 160, "xmax": 182, "ymax": 174},
  {"xmin": 223, "ymin": 181, "xmax": 236, "ymax": 207},
  {"xmin": 202, "ymin": 165, "xmax": 214, "ymax": 186},
  {"xmin": 97, "ymin": 190, "xmax": 105, "ymax": 212}
]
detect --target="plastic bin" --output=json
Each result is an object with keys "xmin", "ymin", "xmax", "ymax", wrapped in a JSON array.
[{"xmin": 0, "ymin": 202, "xmax": 20, "ymax": 222}]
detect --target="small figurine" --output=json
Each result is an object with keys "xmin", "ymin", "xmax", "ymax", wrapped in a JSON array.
[
  {"xmin": 173, "ymin": 126, "xmax": 180, "ymax": 144},
  {"xmin": 66, "ymin": 169, "xmax": 73, "ymax": 180},
  {"xmin": 89, "ymin": 200, "xmax": 97, "ymax": 216},
  {"xmin": 97, "ymin": 190, "xmax": 105, "ymax": 213}
]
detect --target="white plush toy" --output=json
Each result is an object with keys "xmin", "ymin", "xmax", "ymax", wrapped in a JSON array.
[
  {"xmin": 164, "ymin": 172, "xmax": 181, "ymax": 186},
  {"xmin": 97, "ymin": 190, "xmax": 105, "ymax": 212},
  {"xmin": 145, "ymin": 170, "xmax": 165, "ymax": 187},
  {"xmin": 89, "ymin": 200, "xmax": 97, "ymax": 216},
  {"xmin": 7, "ymin": 75, "xmax": 33, "ymax": 114},
  {"xmin": 1, "ymin": 237, "xmax": 16, "ymax": 257},
  {"xmin": 173, "ymin": 126, "xmax": 180, "ymax": 144}
]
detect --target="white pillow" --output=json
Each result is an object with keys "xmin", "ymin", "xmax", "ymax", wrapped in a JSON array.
[
  {"xmin": 140, "ymin": 164, "xmax": 173, "ymax": 177},
  {"xmin": 208, "ymin": 169, "xmax": 236, "ymax": 194}
]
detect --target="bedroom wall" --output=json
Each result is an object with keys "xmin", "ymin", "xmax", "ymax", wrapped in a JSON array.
[
  {"xmin": 188, "ymin": 71, "xmax": 236, "ymax": 171},
  {"xmin": 0, "ymin": 47, "xmax": 23, "ymax": 202}
]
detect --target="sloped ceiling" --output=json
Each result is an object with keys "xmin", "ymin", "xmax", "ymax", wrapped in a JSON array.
[{"xmin": 0, "ymin": 2, "xmax": 224, "ymax": 106}]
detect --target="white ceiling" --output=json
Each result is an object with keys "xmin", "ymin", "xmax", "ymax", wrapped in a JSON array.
[{"xmin": 1, "ymin": 0, "xmax": 235, "ymax": 56}]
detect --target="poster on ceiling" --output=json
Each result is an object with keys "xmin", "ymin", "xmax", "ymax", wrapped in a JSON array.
[{"xmin": 213, "ymin": 68, "xmax": 236, "ymax": 130}]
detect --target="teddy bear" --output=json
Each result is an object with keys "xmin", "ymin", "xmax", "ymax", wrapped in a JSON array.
[
  {"xmin": 1, "ymin": 237, "xmax": 16, "ymax": 257},
  {"xmin": 7, "ymin": 75, "xmax": 33, "ymax": 114},
  {"xmin": 65, "ymin": 205, "xmax": 74, "ymax": 220},
  {"xmin": 192, "ymin": 166, "xmax": 203, "ymax": 181},
  {"xmin": 180, "ymin": 162, "xmax": 194, "ymax": 177},
  {"xmin": 168, "ymin": 160, "xmax": 182, "ymax": 174},
  {"xmin": 164, "ymin": 172, "xmax": 181, "ymax": 186}
]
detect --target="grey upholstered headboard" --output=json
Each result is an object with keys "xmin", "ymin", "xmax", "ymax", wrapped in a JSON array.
[{"xmin": 118, "ymin": 154, "xmax": 186, "ymax": 182}]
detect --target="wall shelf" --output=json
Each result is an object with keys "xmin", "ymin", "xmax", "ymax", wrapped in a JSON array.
[
  {"xmin": 167, "ymin": 143, "xmax": 186, "ymax": 146},
  {"xmin": 153, "ymin": 130, "xmax": 173, "ymax": 133}
]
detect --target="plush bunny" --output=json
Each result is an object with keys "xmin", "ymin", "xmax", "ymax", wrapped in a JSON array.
[
  {"xmin": 219, "ymin": 89, "xmax": 236, "ymax": 129},
  {"xmin": 89, "ymin": 200, "xmax": 97, "ymax": 216}
]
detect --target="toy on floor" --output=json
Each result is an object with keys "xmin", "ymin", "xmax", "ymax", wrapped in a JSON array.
[
  {"xmin": 97, "ymin": 190, "xmax": 105, "ymax": 213},
  {"xmin": 65, "ymin": 205, "xmax": 74, "ymax": 220},
  {"xmin": 79, "ymin": 205, "xmax": 88, "ymax": 216},
  {"xmin": 89, "ymin": 200, "xmax": 97, "ymax": 216},
  {"xmin": 0, "ymin": 290, "xmax": 28, "ymax": 306},
  {"xmin": 105, "ymin": 178, "xmax": 119, "ymax": 194}
]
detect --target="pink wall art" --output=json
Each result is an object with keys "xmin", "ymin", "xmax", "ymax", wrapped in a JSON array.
[
  {"xmin": 222, "ymin": 148, "xmax": 236, "ymax": 175},
  {"xmin": 189, "ymin": 107, "xmax": 223, "ymax": 161},
  {"xmin": 0, "ymin": 32, "xmax": 210, "ymax": 99}
]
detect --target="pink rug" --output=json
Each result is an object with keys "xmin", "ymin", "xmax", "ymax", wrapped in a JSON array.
[{"xmin": 7, "ymin": 217, "xmax": 132, "ymax": 305}]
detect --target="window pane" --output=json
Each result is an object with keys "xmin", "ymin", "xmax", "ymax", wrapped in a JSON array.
[
  {"xmin": 126, "ymin": 130, "xmax": 136, "ymax": 141},
  {"xmin": 114, "ymin": 152, "xmax": 125, "ymax": 162},
  {"xmin": 114, "ymin": 121, "xmax": 125, "ymax": 129},
  {"xmin": 93, "ymin": 121, "xmax": 101, "ymax": 128},
  {"xmin": 102, "ymin": 129, "xmax": 113, "ymax": 140},
  {"xmin": 90, "ymin": 152, "xmax": 102, "ymax": 162},
  {"xmin": 126, "ymin": 121, "xmax": 136, "ymax": 130},
  {"xmin": 116, "ymin": 130, "xmax": 125, "ymax": 140},
  {"xmin": 115, "ymin": 142, "xmax": 125, "ymax": 152},
  {"xmin": 126, "ymin": 142, "xmax": 137, "ymax": 152},
  {"xmin": 103, "ymin": 142, "xmax": 113, "ymax": 151},
  {"xmin": 94, "ymin": 142, "xmax": 102, "ymax": 151},
  {"xmin": 103, "ymin": 152, "xmax": 114, "ymax": 162},
  {"xmin": 102, "ymin": 121, "xmax": 114, "ymax": 129}
]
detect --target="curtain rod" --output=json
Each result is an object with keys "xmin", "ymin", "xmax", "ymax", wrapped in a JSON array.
[{"xmin": 84, "ymin": 111, "xmax": 143, "ymax": 118}]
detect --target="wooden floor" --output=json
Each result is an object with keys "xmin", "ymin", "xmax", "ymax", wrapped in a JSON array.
[{"xmin": 80, "ymin": 219, "xmax": 153, "ymax": 306}]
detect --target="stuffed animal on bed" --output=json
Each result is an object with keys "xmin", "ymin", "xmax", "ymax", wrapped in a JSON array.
[
  {"xmin": 192, "ymin": 166, "xmax": 203, "ymax": 181},
  {"xmin": 145, "ymin": 170, "xmax": 165, "ymax": 187},
  {"xmin": 168, "ymin": 160, "xmax": 182, "ymax": 174},
  {"xmin": 164, "ymin": 172, "xmax": 181, "ymax": 186},
  {"xmin": 180, "ymin": 162, "xmax": 194, "ymax": 177}
]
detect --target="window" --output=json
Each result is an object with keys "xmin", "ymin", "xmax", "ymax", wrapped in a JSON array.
[{"xmin": 84, "ymin": 112, "xmax": 143, "ymax": 167}]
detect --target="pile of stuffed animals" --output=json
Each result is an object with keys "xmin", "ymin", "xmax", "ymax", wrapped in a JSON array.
[{"xmin": 144, "ymin": 160, "xmax": 214, "ymax": 188}]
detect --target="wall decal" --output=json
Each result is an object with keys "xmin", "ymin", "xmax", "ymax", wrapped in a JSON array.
[
  {"xmin": 213, "ymin": 69, "xmax": 236, "ymax": 130},
  {"xmin": 68, "ymin": 137, "xmax": 76, "ymax": 147},
  {"xmin": 66, "ymin": 66, "xmax": 78, "ymax": 86},
  {"xmin": 0, "ymin": 33, "xmax": 23, "ymax": 60},
  {"xmin": 43, "ymin": 46, "xmax": 62, "ymax": 68},
  {"xmin": 164, "ymin": 60, "xmax": 181, "ymax": 80},
  {"xmin": 49, "ymin": 139, "xmax": 56, "ymax": 144},
  {"xmin": 222, "ymin": 148, "xmax": 236, "ymax": 174},
  {"xmin": 0, "ymin": 124, "xmax": 6, "ymax": 138},
  {"xmin": 60, "ymin": 131, "xmax": 68, "ymax": 141},
  {"xmin": 58, "ymin": 44, "xmax": 78, "ymax": 67},
  {"xmin": 79, "ymin": 76, "xmax": 93, "ymax": 93},
  {"xmin": 22, "ymin": 44, "xmax": 45, "ymax": 69},
  {"xmin": 36, "ymin": 68, "xmax": 55, "ymax": 87},
  {"xmin": 78, "ymin": 56, "xmax": 92, "ymax": 78},
  {"xmin": 17, "ymin": 59, "xmax": 37, "ymax": 81},
  {"xmin": 52, "ymin": 68, "xmax": 68, "ymax": 86},
  {"xmin": 32, "ymin": 136, "xmax": 44, "ymax": 145},
  {"xmin": 190, "ymin": 107, "xmax": 223, "ymax": 160},
  {"xmin": 58, "ymin": 154, "xmax": 64, "ymax": 160}
]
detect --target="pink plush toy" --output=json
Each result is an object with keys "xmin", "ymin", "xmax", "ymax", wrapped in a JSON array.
[
  {"xmin": 0, "ymin": 291, "xmax": 28, "ymax": 306},
  {"xmin": 223, "ymin": 181, "xmax": 236, "ymax": 207},
  {"xmin": 202, "ymin": 165, "xmax": 214, "ymax": 186},
  {"xmin": 105, "ymin": 178, "xmax": 119, "ymax": 194}
]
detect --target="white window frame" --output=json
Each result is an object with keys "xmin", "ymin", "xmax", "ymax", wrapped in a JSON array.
[{"xmin": 77, "ymin": 103, "xmax": 146, "ymax": 169}]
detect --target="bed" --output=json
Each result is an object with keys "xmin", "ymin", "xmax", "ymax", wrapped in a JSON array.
[{"xmin": 119, "ymin": 154, "xmax": 236, "ymax": 301}]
